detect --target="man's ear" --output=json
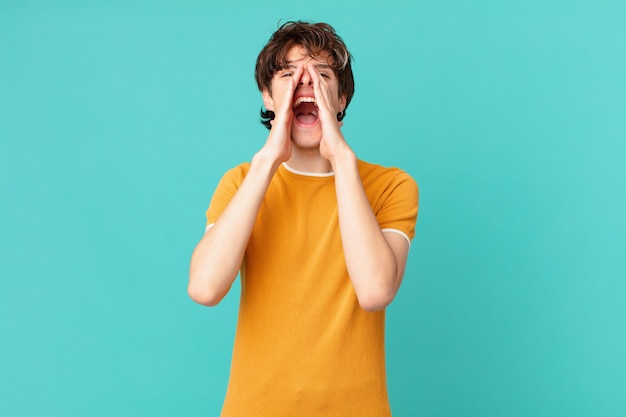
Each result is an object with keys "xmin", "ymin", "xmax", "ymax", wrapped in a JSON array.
[
  {"xmin": 262, "ymin": 89, "xmax": 274, "ymax": 112},
  {"xmin": 339, "ymin": 94, "xmax": 347, "ymax": 113}
]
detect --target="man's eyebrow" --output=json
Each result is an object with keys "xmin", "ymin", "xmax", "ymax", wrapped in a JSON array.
[{"xmin": 284, "ymin": 62, "xmax": 333, "ymax": 70}]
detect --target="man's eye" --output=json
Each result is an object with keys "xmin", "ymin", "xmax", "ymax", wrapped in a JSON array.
[
  {"xmin": 281, "ymin": 72, "xmax": 293, "ymax": 78},
  {"xmin": 320, "ymin": 73, "xmax": 330, "ymax": 78}
]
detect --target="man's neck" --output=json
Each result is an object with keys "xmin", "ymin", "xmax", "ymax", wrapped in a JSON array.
[{"xmin": 286, "ymin": 148, "xmax": 333, "ymax": 174}]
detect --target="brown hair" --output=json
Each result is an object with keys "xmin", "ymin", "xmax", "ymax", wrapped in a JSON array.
[{"xmin": 255, "ymin": 21, "xmax": 355, "ymax": 130}]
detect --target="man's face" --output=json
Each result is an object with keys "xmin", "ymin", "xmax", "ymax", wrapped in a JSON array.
[{"xmin": 263, "ymin": 45, "xmax": 346, "ymax": 148}]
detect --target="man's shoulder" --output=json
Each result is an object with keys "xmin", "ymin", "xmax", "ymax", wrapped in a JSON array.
[
  {"xmin": 357, "ymin": 159, "xmax": 419, "ymax": 225},
  {"xmin": 230, "ymin": 161, "xmax": 251, "ymax": 174},
  {"xmin": 357, "ymin": 159, "xmax": 417, "ymax": 187},
  {"xmin": 220, "ymin": 162, "xmax": 251, "ymax": 182}
]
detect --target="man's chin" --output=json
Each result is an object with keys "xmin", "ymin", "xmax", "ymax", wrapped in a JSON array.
[
  {"xmin": 290, "ymin": 135, "xmax": 322, "ymax": 151},
  {"xmin": 291, "ymin": 126, "xmax": 322, "ymax": 149}
]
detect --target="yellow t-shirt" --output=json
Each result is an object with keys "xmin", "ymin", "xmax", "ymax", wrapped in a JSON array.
[{"xmin": 206, "ymin": 160, "xmax": 419, "ymax": 417}]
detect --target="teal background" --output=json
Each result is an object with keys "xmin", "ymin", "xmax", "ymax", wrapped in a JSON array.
[{"xmin": 1, "ymin": 0, "xmax": 625, "ymax": 416}]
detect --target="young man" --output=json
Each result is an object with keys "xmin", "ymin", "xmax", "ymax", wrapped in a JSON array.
[{"xmin": 189, "ymin": 21, "xmax": 418, "ymax": 416}]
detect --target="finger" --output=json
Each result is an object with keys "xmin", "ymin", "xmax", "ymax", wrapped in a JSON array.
[
  {"xmin": 307, "ymin": 63, "xmax": 324, "ymax": 93},
  {"xmin": 290, "ymin": 65, "xmax": 305, "ymax": 93},
  {"xmin": 307, "ymin": 64, "xmax": 325, "ymax": 106},
  {"xmin": 307, "ymin": 63, "xmax": 335, "ymax": 118},
  {"xmin": 280, "ymin": 65, "xmax": 305, "ymax": 114}
]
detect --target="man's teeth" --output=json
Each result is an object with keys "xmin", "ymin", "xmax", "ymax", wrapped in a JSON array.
[{"xmin": 293, "ymin": 97, "xmax": 316, "ymax": 107}]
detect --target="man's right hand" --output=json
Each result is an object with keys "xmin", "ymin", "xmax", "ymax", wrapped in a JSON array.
[
  {"xmin": 256, "ymin": 65, "xmax": 304, "ymax": 165},
  {"xmin": 189, "ymin": 65, "xmax": 304, "ymax": 307}
]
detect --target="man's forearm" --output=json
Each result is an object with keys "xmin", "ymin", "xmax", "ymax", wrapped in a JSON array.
[
  {"xmin": 188, "ymin": 154, "xmax": 280, "ymax": 306},
  {"xmin": 331, "ymin": 151, "xmax": 403, "ymax": 311}
]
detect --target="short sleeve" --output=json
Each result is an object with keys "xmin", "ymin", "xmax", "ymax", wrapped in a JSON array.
[
  {"xmin": 205, "ymin": 163, "xmax": 250, "ymax": 227},
  {"xmin": 376, "ymin": 172, "xmax": 419, "ymax": 242}
]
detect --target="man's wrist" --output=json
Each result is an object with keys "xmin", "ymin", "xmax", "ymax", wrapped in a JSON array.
[
  {"xmin": 251, "ymin": 150, "xmax": 283, "ymax": 176},
  {"xmin": 328, "ymin": 147, "xmax": 357, "ymax": 171}
]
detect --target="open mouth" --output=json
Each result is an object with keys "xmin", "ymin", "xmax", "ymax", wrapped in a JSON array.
[{"xmin": 293, "ymin": 96, "xmax": 319, "ymax": 125}]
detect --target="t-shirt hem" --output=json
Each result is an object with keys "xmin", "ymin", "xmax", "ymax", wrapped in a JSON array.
[{"xmin": 382, "ymin": 228, "xmax": 411, "ymax": 248}]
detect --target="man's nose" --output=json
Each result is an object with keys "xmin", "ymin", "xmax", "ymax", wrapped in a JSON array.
[{"xmin": 298, "ymin": 69, "xmax": 313, "ymax": 86}]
